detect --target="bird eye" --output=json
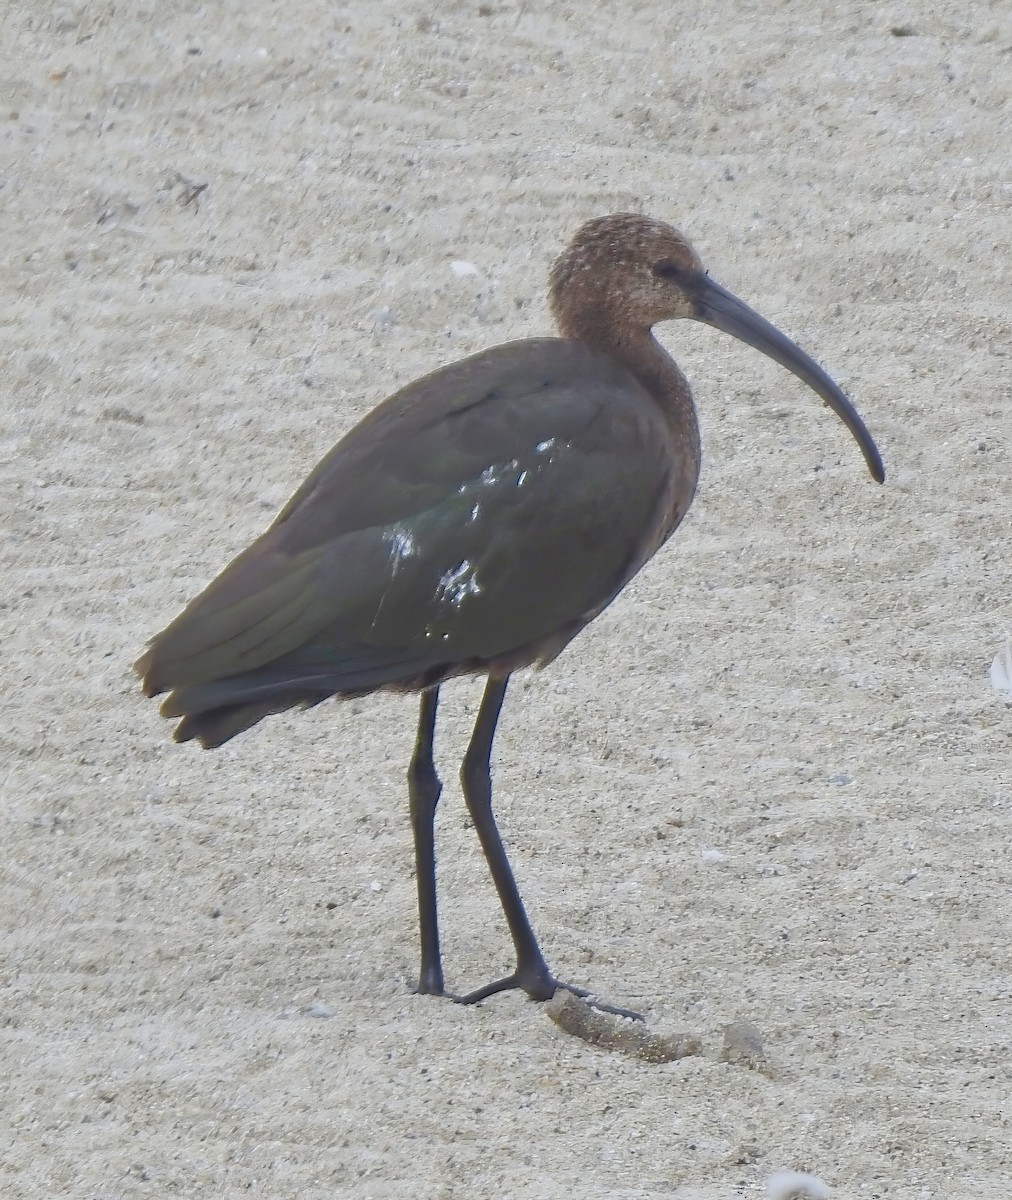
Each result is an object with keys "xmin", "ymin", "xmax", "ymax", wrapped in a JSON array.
[{"xmin": 652, "ymin": 259, "xmax": 686, "ymax": 282}]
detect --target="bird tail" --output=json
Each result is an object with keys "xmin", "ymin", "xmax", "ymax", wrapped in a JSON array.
[
  {"xmin": 143, "ymin": 652, "xmax": 437, "ymax": 748},
  {"xmin": 172, "ymin": 695, "xmax": 311, "ymax": 748}
]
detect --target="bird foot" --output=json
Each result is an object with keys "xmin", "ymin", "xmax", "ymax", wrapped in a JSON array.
[
  {"xmin": 553, "ymin": 982, "xmax": 645, "ymax": 1022},
  {"xmin": 452, "ymin": 968, "xmax": 644, "ymax": 1021}
]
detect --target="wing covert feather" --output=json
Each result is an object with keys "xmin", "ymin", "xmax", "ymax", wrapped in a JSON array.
[{"xmin": 138, "ymin": 338, "xmax": 676, "ymax": 695}]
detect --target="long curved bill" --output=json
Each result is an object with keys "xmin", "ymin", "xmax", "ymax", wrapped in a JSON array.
[{"xmin": 694, "ymin": 277, "xmax": 884, "ymax": 483}]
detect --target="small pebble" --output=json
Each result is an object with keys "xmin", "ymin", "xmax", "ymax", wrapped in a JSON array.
[{"xmin": 720, "ymin": 1019, "xmax": 768, "ymax": 1073}]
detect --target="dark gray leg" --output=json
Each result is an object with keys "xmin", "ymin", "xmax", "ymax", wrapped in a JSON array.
[
  {"xmin": 455, "ymin": 674, "xmax": 642, "ymax": 1019},
  {"xmin": 408, "ymin": 686, "xmax": 443, "ymax": 995}
]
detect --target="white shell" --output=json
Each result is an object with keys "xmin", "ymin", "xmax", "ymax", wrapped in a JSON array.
[
  {"xmin": 766, "ymin": 1170, "xmax": 831, "ymax": 1200},
  {"xmin": 990, "ymin": 640, "xmax": 1012, "ymax": 698}
]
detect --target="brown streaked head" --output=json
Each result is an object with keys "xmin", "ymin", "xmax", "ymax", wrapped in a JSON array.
[{"xmin": 549, "ymin": 213, "xmax": 705, "ymax": 336}]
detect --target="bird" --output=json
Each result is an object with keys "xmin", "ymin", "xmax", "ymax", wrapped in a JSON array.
[{"xmin": 136, "ymin": 213, "xmax": 884, "ymax": 1017}]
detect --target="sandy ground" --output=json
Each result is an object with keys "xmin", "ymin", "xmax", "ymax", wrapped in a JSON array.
[{"xmin": 2, "ymin": 1, "xmax": 1010, "ymax": 1196}]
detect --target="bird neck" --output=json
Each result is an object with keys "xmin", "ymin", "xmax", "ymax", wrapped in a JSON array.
[{"xmin": 564, "ymin": 321, "xmax": 700, "ymax": 455}]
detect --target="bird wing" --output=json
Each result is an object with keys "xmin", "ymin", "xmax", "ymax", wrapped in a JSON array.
[{"xmin": 137, "ymin": 339, "xmax": 676, "ymax": 696}]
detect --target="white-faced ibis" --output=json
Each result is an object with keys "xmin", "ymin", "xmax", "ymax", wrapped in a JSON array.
[{"xmin": 137, "ymin": 214, "xmax": 883, "ymax": 1017}]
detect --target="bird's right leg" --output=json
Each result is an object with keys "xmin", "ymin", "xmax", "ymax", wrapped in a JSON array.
[
  {"xmin": 455, "ymin": 674, "xmax": 643, "ymax": 1020},
  {"xmin": 408, "ymin": 686, "xmax": 444, "ymax": 995}
]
